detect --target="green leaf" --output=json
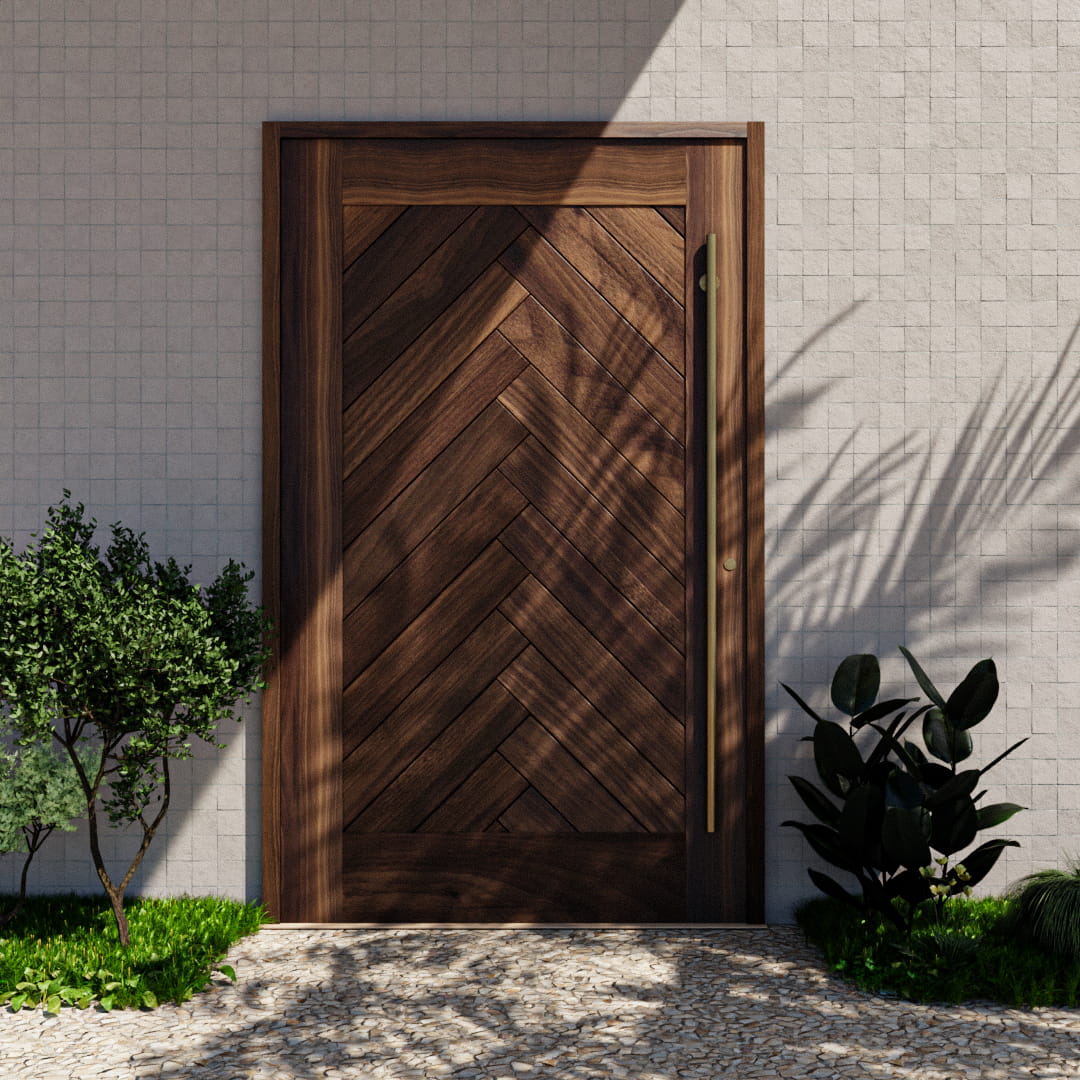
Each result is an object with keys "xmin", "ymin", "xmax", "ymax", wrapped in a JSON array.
[
  {"xmin": 788, "ymin": 775, "xmax": 841, "ymax": 827},
  {"xmin": 923, "ymin": 768, "xmax": 980, "ymax": 809},
  {"xmin": 814, "ymin": 719, "xmax": 864, "ymax": 785},
  {"xmin": 959, "ymin": 838, "xmax": 1020, "ymax": 887},
  {"xmin": 780, "ymin": 682, "xmax": 823, "ymax": 723},
  {"xmin": 8, "ymin": 992, "xmax": 27, "ymax": 1012},
  {"xmin": 838, "ymin": 783, "xmax": 884, "ymax": 861},
  {"xmin": 945, "ymin": 658, "xmax": 998, "ymax": 730},
  {"xmin": 899, "ymin": 646, "xmax": 946, "ymax": 708},
  {"xmin": 975, "ymin": 802, "xmax": 1025, "ymax": 830},
  {"xmin": 99, "ymin": 994, "xmax": 115, "ymax": 1012},
  {"xmin": 217, "ymin": 964, "xmax": 236, "ymax": 982},
  {"xmin": 141, "ymin": 990, "xmax": 158, "ymax": 1009},
  {"xmin": 930, "ymin": 795, "xmax": 979, "ymax": 855},
  {"xmin": 807, "ymin": 868, "xmax": 862, "ymax": 910},
  {"xmin": 882, "ymin": 806, "xmax": 931, "ymax": 869},
  {"xmin": 923, "ymin": 707, "xmax": 973, "ymax": 764},
  {"xmin": 781, "ymin": 820, "xmax": 858, "ymax": 872},
  {"xmin": 851, "ymin": 697, "xmax": 918, "ymax": 729},
  {"xmin": 45, "ymin": 994, "xmax": 61, "ymax": 1015},
  {"xmin": 831, "ymin": 654, "xmax": 880, "ymax": 716}
]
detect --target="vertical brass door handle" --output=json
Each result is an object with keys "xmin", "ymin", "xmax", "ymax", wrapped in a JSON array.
[{"xmin": 703, "ymin": 233, "xmax": 718, "ymax": 833}]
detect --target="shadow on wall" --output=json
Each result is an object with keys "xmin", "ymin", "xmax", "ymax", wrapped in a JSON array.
[
  {"xmin": 769, "ymin": 308, "xmax": 1080, "ymax": 668},
  {"xmin": 767, "ymin": 307, "xmax": 1080, "ymax": 909},
  {"xmin": 138, "ymin": 928, "xmax": 1080, "ymax": 1079}
]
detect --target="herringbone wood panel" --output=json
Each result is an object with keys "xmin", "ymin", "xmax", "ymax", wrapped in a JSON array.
[{"xmin": 339, "ymin": 205, "xmax": 686, "ymax": 918}]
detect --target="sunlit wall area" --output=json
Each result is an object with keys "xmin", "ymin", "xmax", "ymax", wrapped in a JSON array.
[{"xmin": 0, "ymin": 0, "xmax": 1076, "ymax": 922}]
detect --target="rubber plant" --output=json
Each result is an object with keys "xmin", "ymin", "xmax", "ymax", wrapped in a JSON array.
[{"xmin": 782, "ymin": 647, "xmax": 1026, "ymax": 934}]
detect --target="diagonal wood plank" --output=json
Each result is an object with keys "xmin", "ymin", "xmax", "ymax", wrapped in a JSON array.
[
  {"xmin": 343, "ymin": 205, "xmax": 406, "ymax": 270},
  {"xmin": 342, "ymin": 205, "xmax": 471, "ymax": 339},
  {"xmin": 656, "ymin": 206, "xmax": 685, "ymax": 235},
  {"xmin": 343, "ymin": 262, "xmax": 528, "ymax": 461},
  {"xmin": 499, "ymin": 576, "xmax": 684, "ymax": 791},
  {"xmin": 342, "ymin": 609, "xmax": 527, "ymax": 786},
  {"xmin": 517, "ymin": 206, "xmax": 684, "ymax": 371},
  {"xmin": 498, "ymin": 296, "xmax": 683, "ymax": 506},
  {"xmin": 498, "ymin": 717, "xmax": 644, "ymax": 832},
  {"xmin": 497, "ymin": 364, "xmax": 683, "ymax": 577},
  {"xmin": 344, "ymin": 402, "xmax": 528, "ymax": 607},
  {"xmin": 498, "ymin": 436, "xmax": 684, "ymax": 645},
  {"xmin": 343, "ymin": 471, "xmax": 528, "ymax": 672},
  {"xmin": 342, "ymin": 541, "xmax": 528, "ymax": 725},
  {"xmin": 498, "ymin": 786, "xmax": 574, "ymax": 833},
  {"xmin": 587, "ymin": 207, "xmax": 684, "ymax": 299},
  {"xmin": 347, "ymin": 681, "xmax": 528, "ymax": 833},
  {"xmin": 500, "ymin": 506, "xmax": 684, "ymax": 716},
  {"xmin": 499, "ymin": 229, "xmax": 683, "ymax": 439},
  {"xmin": 499, "ymin": 646, "xmax": 683, "ymax": 832},
  {"xmin": 343, "ymin": 205, "xmax": 529, "ymax": 405},
  {"xmin": 417, "ymin": 752, "xmax": 528, "ymax": 833},
  {"xmin": 343, "ymin": 344, "xmax": 527, "ymax": 546}
]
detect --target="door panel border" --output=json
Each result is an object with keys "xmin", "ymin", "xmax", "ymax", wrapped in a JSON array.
[{"xmin": 262, "ymin": 122, "xmax": 765, "ymax": 923}]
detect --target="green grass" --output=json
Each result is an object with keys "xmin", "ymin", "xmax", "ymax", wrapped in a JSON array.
[
  {"xmin": 797, "ymin": 895, "xmax": 1080, "ymax": 1007},
  {"xmin": 0, "ymin": 893, "xmax": 269, "ymax": 1012}
]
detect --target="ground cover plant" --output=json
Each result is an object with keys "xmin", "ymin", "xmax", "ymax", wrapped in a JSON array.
[
  {"xmin": 1007, "ymin": 858, "xmax": 1080, "ymax": 962},
  {"xmin": 0, "ymin": 893, "xmax": 268, "ymax": 1012},
  {"xmin": 797, "ymin": 894, "xmax": 1080, "ymax": 1007},
  {"xmin": 0, "ymin": 495, "xmax": 271, "ymax": 945}
]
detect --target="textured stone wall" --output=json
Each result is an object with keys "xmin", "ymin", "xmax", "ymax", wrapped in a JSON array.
[{"xmin": 1, "ymin": 0, "xmax": 1077, "ymax": 921}]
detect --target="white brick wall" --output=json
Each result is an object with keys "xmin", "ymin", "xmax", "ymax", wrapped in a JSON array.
[{"xmin": 1, "ymin": 0, "xmax": 1077, "ymax": 922}]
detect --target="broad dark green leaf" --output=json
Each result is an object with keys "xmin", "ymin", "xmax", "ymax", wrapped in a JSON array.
[
  {"xmin": 838, "ymin": 783, "xmax": 884, "ymax": 860},
  {"xmin": 882, "ymin": 806, "xmax": 931, "ymax": 869},
  {"xmin": 814, "ymin": 719, "xmax": 864, "ymax": 783},
  {"xmin": 807, "ymin": 867, "xmax": 862, "ymax": 910},
  {"xmin": 923, "ymin": 768, "xmax": 980, "ymax": 809},
  {"xmin": 958, "ymin": 838, "xmax": 1019, "ymax": 887},
  {"xmin": 923, "ymin": 707, "xmax": 973, "ymax": 764},
  {"xmin": 885, "ymin": 769, "xmax": 923, "ymax": 810},
  {"xmin": 788, "ymin": 775, "xmax": 841, "ymax": 827},
  {"xmin": 781, "ymin": 820, "xmax": 858, "ymax": 872},
  {"xmin": 930, "ymin": 795, "xmax": 979, "ymax": 855},
  {"xmin": 975, "ymin": 802, "xmax": 1024, "ymax": 830},
  {"xmin": 945, "ymin": 658, "xmax": 998, "ymax": 730},
  {"xmin": 899, "ymin": 646, "xmax": 946, "ymax": 708},
  {"xmin": 851, "ymin": 697, "xmax": 918, "ymax": 729},
  {"xmin": 831, "ymin": 654, "xmax": 880, "ymax": 716}
]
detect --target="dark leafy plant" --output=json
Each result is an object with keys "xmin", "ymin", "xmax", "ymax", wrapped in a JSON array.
[
  {"xmin": 782, "ymin": 647, "xmax": 1026, "ymax": 934},
  {"xmin": 0, "ymin": 495, "xmax": 271, "ymax": 946},
  {"xmin": 1007, "ymin": 858, "xmax": 1080, "ymax": 961}
]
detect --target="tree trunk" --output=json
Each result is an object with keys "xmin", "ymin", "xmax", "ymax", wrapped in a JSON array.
[{"xmin": 0, "ymin": 823, "xmax": 49, "ymax": 928}]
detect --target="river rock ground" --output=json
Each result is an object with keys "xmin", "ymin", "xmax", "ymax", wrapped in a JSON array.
[{"xmin": 1, "ymin": 926, "xmax": 1077, "ymax": 1079}]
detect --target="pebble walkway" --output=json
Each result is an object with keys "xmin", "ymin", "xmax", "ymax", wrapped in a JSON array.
[{"xmin": 1, "ymin": 926, "xmax": 1078, "ymax": 1079}]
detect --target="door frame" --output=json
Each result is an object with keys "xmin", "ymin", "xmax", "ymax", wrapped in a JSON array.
[{"xmin": 262, "ymin": 122, "xmax": 765, "ymax": 923}]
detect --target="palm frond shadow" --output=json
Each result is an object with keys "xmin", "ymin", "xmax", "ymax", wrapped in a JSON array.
[{"xmin": 769, "ymin": 310, "xmax": 1080, "ymax": 670}]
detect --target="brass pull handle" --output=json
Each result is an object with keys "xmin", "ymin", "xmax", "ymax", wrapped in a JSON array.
[{"xmin": 703, "ymin": 233, "xmax": 718, "ymax": 834}]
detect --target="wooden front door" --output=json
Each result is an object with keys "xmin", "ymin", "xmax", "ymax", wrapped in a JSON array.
[{"xmin": 263, "ymin": 123, "xmax": 765, "ymax": 924}]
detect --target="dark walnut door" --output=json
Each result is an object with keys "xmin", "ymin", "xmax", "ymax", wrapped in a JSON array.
[{"xmin": 263, "ymin": 125, "xmax": 765, "ymax": 923}]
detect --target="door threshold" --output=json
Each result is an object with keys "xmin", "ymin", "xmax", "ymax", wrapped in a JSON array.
[{"xmin": 263, "ymin": 922, "xmax": 771, "ymax": 930}]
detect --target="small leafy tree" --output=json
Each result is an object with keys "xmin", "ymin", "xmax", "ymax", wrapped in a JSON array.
[
  {"xmin": 0, "ymin": 741, "xmax": 87, "ymax": 926},
  {"xmin": 0, "ymin": 495, "xmax": 270, "ymax": 946},
  {"xmin": 782, "ymin": 648, "xmax": 1026, "ymax": 934}
]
